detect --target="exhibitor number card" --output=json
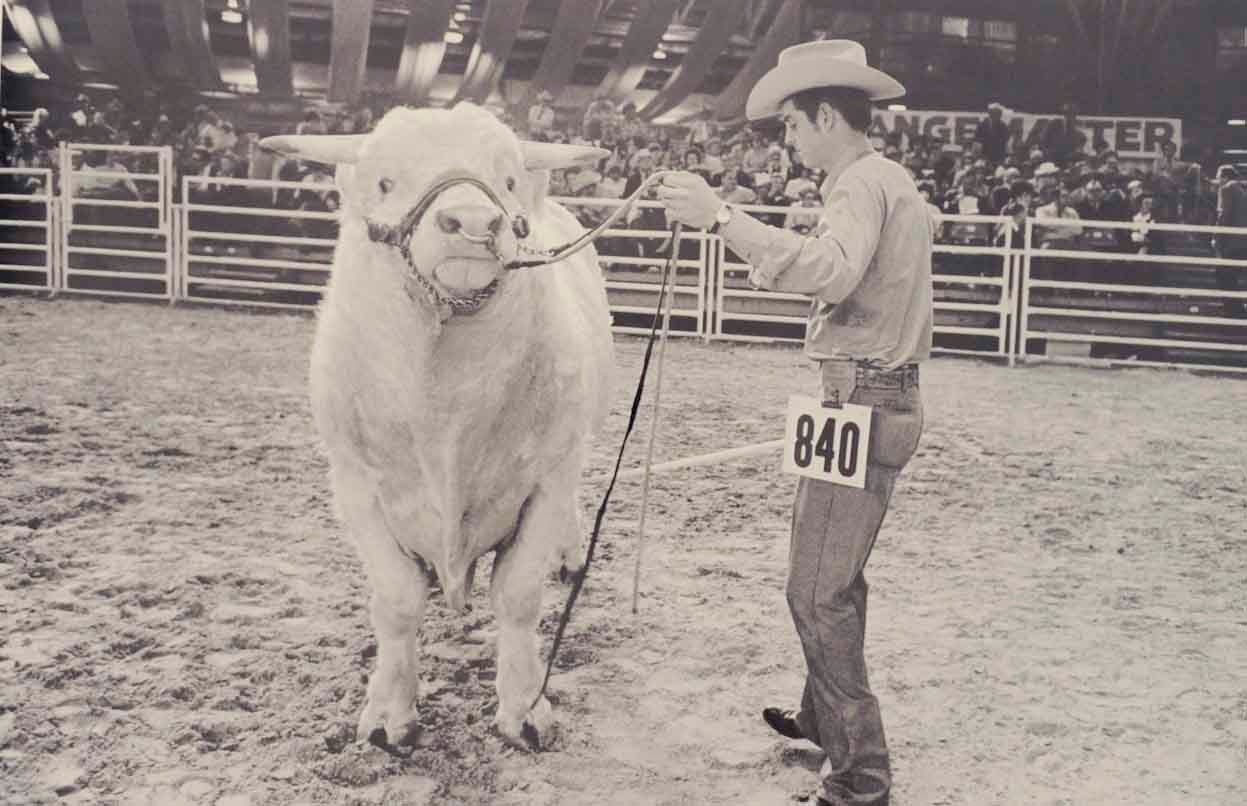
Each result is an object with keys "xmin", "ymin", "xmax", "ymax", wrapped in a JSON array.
[{"xmin": 781, "ymin": 395, "xmax": 872, "ymax": 489}]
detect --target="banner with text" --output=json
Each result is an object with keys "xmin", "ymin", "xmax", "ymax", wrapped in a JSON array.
[{"xmin": 868, "ymin": 110, "xmax": 1182, "ymax": 159}]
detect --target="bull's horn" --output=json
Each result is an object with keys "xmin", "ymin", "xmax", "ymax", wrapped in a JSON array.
[
  {"xmin": 521, "ymin": 142, "xmax": 610, "ymax": 171},
  {"xmin": 258, "ymin": 134, "xmax": 364, "ymax": 165}
]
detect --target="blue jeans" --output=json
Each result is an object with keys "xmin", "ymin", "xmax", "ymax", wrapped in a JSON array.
[{"xmin": 787, "ymin": 360, "xmax": 924, "ymax": 805}]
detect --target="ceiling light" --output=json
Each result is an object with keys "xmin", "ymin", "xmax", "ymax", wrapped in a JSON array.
[
  {"xmin": 652, "ymin": 48, "xmax": 666, "ymax": 60},
  {"xmin": 444, "ymin": 31, "xmax": 464, "ymax": 44},
  {"xmin": 1228, "ymin": 119, "xmax": 1247, "ymax": 127},
  {"xmin": 222, "ymin": 0, "xmax": 243, "ymax": 24},
  {"xmin": 887, "ymin": 104, "xmax": 907, "ymax": 111},
  {"xmin": 453, "ymin": 11, "xmax": 467, "ymax": 22}
]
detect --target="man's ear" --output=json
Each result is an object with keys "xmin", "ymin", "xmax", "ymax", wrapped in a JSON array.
[{"xmin": 818, "ymin": 103, "xmax": 838, "ymax": 134}]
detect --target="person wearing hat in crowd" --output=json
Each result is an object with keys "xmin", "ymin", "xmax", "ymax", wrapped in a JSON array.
[
  {"xmin": 657, "ymin": 39, "xmax": 932, "ymax": 806},
  {"xmin": 1033, "ymin": 161, "xmax": 1061, "ymax": 203},
  {"xmin": 528, "ymin": 90, "xmax": 557, "ymax": 136},
  {"xmin": 975, "ymin": 102, "xmax": 1011, "ymax": 164}
]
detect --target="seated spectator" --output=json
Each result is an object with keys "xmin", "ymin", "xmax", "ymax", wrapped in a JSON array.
[
  {"xmin": 623, "ymin": 148, "xmax": 655, "ymax": 197},
  {"xmin": 784, "ymin": 167, "xmax": 819, "ymax": 201},
  {"xmin": 1034, "ymin": 161, "xmax": 1061, "ymax": 203},
  {"xmin": 741, "ymin": 132, "xmax": 771, "ymax": 174},
  {"xmin": 1035, "ymin": 186, "xmax": 1084, "ymax": 248},
  {"xmin": 1009, "ymin": 179, "xmax": 1036, "ymax": 213},
  {"xmin": 296, "ymin": 165, "xmax": 339, "ymax": 240},
  {"xmin": 1076, "ymin": 175, "xmax": 1132, "ymax": 252},
  {"xmin": 755, "ymin": 174, "xmax": 789, "ymax": 226},
  {"xmin": 716, "ymin": 168, "xmax": 756, "ymax": 205},
  {"xmin": 598, "ymin": 163, "xmax": 626, "ymax": 199},
  {"xmin": 683, "ymin": 147, "xmax": 711, "ymax": 181},
  {"xmin": 148, "ymin": 114, "xmax": 177, "ymax": 148},
  {"xmin": 583, "ymin": 94, "xmax": 616, "ymax": 141},
  {"xmin": 785, "ymin": 188, "xmax": 822, "ymax": 233}
]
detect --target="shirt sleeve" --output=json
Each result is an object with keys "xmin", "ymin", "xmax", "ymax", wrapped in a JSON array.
[{"xmin": 718, "ymin": 172, "xmax": 884, "ymax": 305}]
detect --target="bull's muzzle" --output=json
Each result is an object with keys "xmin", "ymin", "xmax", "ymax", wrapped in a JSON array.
[{"xmin": 436, "ymin": 204, "xmax": 504, "ymax": 242}]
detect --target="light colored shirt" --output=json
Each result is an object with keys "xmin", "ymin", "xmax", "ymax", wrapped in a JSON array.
[
  {"xmin": 1035, "ymin": 202, "xmax": 1083, "ymax": 244},
  {"xmin": 717, "ymin": 185, "xmax": 756, "ymax": 204},
  {"xmin": 719, "ymin": 151, "xmax": 933, "ymax": 367}
]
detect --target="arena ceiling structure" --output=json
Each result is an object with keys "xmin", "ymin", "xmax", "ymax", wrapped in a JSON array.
[{"xmin": 1, "ymin": 0, "xmax": 1245, "ymax": 130}]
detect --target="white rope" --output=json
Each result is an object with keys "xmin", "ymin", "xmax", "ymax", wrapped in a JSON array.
[
  {"xmin": 589, "ymin": 438, "xmax": 786, "ymax": 485},
  {"xmin": 629, "ymin": 231, "xmax": 679, "ymax": 615}
]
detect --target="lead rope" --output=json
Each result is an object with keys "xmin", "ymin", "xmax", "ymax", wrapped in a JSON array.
[
  {"xmin": 530, "ymin": 221, "xmax": 683, "ymax": 711},
  {"xmin": 507, "ymin": 171, "xmax": 674, "ymax": 270}
]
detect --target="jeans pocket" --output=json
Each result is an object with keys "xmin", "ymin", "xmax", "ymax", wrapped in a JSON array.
[{"xmin": 866, "ymin": 399, "xmax": 924, "ymax": 471}]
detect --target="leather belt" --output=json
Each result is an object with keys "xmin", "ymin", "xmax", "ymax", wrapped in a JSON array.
[{"xmin": 854, "ymin": 362, "xmax": 920, "ymax": 390}]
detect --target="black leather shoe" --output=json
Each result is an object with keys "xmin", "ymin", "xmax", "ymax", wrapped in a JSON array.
[{"xmin": 762, "ymin": 707, "xmax": 805, "ymax": 740}]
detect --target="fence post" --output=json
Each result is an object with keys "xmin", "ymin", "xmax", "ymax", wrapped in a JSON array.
[{"xmin": 1018, "ymin": 217, "xmax": 1034, "ymax": 365}]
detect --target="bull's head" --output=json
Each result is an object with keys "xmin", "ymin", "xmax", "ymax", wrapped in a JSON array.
[{"xmin": 259, "ymin": 104, "xmax": 607, "ymax": 317}]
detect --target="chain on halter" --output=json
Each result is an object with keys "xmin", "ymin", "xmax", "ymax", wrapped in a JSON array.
[{"xmin": 365, "ymin": 172, "xmax": 530, "ymax": 318}]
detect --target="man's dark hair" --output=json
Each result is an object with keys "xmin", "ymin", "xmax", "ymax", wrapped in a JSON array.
[
  {"xmin": 1010, "ymin": 179, "xmax": 1035, "ymax": 198},
  {"xmin": 786, "ymin": 86, "xmax": 872, "ymax": 132}
]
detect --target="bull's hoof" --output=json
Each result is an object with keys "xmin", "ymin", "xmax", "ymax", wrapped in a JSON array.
[
  {"xmin": 495, "ymin": 696, "xmax": 556, "ymax": 751},
  {"xmin": 365, "ymin": 725, "xmax": 418, "ymax": 758},
  {"xmin": 356, "ymin": 694, "xmax": 421, "ymax": 751}
]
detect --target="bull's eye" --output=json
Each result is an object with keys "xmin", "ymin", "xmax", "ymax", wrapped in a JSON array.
[
  {"xmin": 506, "ymin": 176, "xmax": 517, "ymax": 192},
  {"xmin": 378, "ymin": 178, "xmax": 394, "ymax": 195}
]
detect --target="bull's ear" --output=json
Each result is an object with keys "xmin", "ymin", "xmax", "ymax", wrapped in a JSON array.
[
  {"xmin": 258, "ymin": 134, "xmax": 365, "ymax": 165},
  {"xmin": 520, "ymin": 142, "xmax": 610, "ymax": 171}
]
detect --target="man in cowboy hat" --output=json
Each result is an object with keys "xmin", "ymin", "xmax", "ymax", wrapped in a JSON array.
[{"xmin": 657, "ymin": 40, "xmax": 931, "ymax": 806}]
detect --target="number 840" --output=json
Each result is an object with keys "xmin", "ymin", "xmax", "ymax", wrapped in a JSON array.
[{"xmin": 793, "ymin": 414, "xmax": 861, "ymax": 476}]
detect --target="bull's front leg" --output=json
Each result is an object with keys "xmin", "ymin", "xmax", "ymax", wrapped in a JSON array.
[
  {"xmin": 489, "ymin": 484, "xmax": 578, "ymax": 749},
  {"xmin": 336, "ymin": 478, "xmax": 431, "ymax": 748}
]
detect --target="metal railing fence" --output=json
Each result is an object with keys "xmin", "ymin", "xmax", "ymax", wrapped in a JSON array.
[{"xmin": 3, "ymin": 161, "xmax": 1247, "ymax": 374}]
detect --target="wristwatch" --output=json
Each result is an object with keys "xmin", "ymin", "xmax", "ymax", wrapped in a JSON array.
[{"xmin": 709, "ymin": 203, "xmax": 733, "ymax": 234}]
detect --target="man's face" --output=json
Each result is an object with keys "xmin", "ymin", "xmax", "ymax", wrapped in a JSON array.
[
  {"xmin": 722, "ymin": 172, "xmax": 737, "ymax": 191},
  {"xmin": 778, "ymin": 99, "xmax": 835, "ymax": 169},
  {"xmin": 1085, "ymin": 180, "xmax": 1104, "ymax": 202},
  {"xmin": 989, "ymin": 108, "xmax": 1002, "ymax": 122}
]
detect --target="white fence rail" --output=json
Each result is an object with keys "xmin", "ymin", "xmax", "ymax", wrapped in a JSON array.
[
  {"xmin": 3, "ymin": 160, "xmax": 1247, "ymax": 374},
  {"xmin": 0, "ymin": 168, "xmax": 55, "ymax": 292}
]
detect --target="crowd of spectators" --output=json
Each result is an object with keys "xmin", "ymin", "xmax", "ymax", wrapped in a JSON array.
[{"xmin": 0, "ymin": 92, "xmax": 1236, "ymax": 258}]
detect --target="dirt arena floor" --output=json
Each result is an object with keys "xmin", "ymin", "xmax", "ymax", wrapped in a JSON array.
[{"xmin": 2, "ymin": 296, "xmax": 1244, "ymax": 806}]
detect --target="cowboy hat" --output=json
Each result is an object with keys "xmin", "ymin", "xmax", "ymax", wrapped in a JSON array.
[
  {"xmin": 1034, "ymin": 162, "xmax": 1060, "ymax": 177},
  {"xmin": 745, "ymin": 39, "xmax": 905, "ymax": 120}
]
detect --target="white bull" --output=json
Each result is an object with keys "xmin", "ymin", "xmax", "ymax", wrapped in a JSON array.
[{"xmin": 261, "ymin": 103, "xmax": 613, "ymax": 750}]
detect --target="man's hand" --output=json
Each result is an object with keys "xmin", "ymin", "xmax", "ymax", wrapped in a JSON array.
[{"xmin": 655, "ymin": 171, "xmax": 722, "ymax": 230}]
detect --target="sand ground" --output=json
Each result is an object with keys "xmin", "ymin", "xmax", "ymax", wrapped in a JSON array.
[{"xmin": 1, "ymin": 296, "xmax": 1244, "ymax": 806}]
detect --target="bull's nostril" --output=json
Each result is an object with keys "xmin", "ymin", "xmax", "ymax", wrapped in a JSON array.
[{"xmin": 436, "ymin": 210, "xmax": 461, "ymax": 234}]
